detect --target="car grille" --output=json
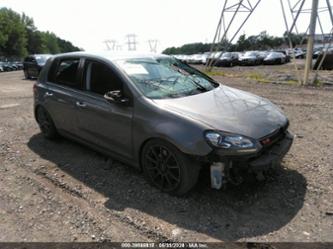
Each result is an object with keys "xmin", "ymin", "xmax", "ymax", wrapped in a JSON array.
[{"xmin": 260, "ymin": 122, "xmax": 289, "ymax": 148}]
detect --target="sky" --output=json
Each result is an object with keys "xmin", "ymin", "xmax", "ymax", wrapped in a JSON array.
[{"xmin": 1, "ymin": 0, "xmax": 332, "ymax": 52}]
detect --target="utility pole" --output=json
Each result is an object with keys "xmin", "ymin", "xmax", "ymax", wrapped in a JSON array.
[{"xmin": 303, "ymin": 0, "xmax": 319, "ymax": 85}]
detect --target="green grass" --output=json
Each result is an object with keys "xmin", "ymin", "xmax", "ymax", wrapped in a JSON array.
[
  {"xmin": 204, "ymin": 70, "xmax": 226, "ymax": 77},
  {"xmin": 245, "ymin": 72, "xmax": 271, "ymax": 83},
  {"xmin": 285, "ymin": 79, "xmax": 299, "ymax": 85},
  {"xmin": 313, "ymin": 79, "xmax": 322, "ymax": 86}
]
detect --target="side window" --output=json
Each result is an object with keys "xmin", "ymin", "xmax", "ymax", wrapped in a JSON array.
[
  {"xmin": 51, "ymin": 58, "xmax": 81, "ymax": 89},
  {"xmin": 24, "ymin": 57, "xmax": 32, "ymax": 62},
  {"xmin": 85, "ymin": 61, "xmax": 122, "ymax": 95}
]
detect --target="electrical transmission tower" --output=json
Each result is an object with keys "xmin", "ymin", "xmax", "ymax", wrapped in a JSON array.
[
  {"xmin": 126, "ymin": 34, "xmax": 138, "ymax": 51},
  {"xmin": 280, "ymin": 0, "xmax": 333, "ymax": 85},
  {"xmin": 206, "ymin": 0, "xmax": 262, "ymax": 70},
  {"xmin": 104, "ymin": 40, "xmax": 117, "ymax": 51},
  {"xmin": 148, "ymin": 39, "xmax": 159, "ymax": 53}
]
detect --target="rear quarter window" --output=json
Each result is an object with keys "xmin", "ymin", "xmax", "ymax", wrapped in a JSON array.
[{"xmin": 47, "ymin": 58, "xmax": 82, "ymax": 90}]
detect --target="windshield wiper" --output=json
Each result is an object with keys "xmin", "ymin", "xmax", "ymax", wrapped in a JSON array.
[
  {"xmin": 170, "ymin": 65, "xmax": 210, "ymax": 91},
  {"xmin": 188, "ymin": 76, "xmax": 209, "ymax": 92}
]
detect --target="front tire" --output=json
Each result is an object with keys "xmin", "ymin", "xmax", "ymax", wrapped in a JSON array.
[
  {"xmin": 36, "ymin": 107, "xmax": 58, "ymax": 139},
  {"xmin": 141, "ymin": 139, "xmax": 200, "ymax": 196}
]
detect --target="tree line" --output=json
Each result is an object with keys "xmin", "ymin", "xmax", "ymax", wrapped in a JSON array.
[
  {"xmin": 163, "ymin": 31, "xmax": 307, "ymax": 55},
  {"xmin": 0, "ymin": 8, "xmax": 81, "ymax": 59}
]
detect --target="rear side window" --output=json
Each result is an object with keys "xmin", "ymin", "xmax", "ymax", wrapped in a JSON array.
[
  {"xmin": 24, "ymin": 57, "xmax": 33, "ymax": 62},
  {"xmin": 48, "ymin": 58, "xmax": 81, "ymax": 89}
]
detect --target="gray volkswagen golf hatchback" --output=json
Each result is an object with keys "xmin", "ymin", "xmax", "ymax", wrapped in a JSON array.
[{"xmin": 34, "ymin": 52, "xmax": 293, "ymax": 195}]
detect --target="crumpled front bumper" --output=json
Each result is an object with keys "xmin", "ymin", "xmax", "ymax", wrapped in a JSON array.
[
  {"xmin": 249, "ymin": 131, "xmax": 294, "ymax": 172},
  {"xmin": 206, "ymin": 130, "xmax": 294, "ymax": 171},
  {"xmin": 202, "ymin": 130, "xmax": 294, "ymax": 187}
]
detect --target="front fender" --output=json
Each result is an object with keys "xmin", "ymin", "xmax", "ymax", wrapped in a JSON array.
[{"xmin": 132, "ymin": 98, "xmax": 213, "ymax": 163}]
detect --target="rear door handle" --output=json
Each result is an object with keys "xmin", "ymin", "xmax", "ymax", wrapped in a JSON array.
[{"xmin": 76, "ymin": 101, "xmax": 87, "ymax": 108}]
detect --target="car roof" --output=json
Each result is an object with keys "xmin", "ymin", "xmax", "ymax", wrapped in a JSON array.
[
  {"xmin": 52, "ymin": 51, "xmax": 171, "ymax": 62},
  {"xmin": 27, "ymin": 54, "xmax": 52, "ymax": 57}
]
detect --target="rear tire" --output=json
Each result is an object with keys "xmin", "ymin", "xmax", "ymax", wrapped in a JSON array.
[
  {"xmin": 141, "ymin": 139, "xmax": 200, "ymax": 196},
  {"xmin": 36, "ymin": 107, "xmax": 58, "ymax": 139},
  {"xmin": 24, "ymin": 70, "xmax": 30, "ymax": 79}
]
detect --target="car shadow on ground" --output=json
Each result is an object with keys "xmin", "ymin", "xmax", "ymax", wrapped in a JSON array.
[{"xmin": 27, "ymin": 133, "xmax": 307, "ymax": 241}]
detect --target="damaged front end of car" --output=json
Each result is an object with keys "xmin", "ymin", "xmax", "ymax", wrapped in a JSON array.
[{"xmin": 199, "ymin": 123, "xmax": 294, "ymax": 189}]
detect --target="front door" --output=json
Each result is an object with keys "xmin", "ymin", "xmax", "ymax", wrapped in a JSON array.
[{"xmin": 75, "ymin": 60, "xmax": 134, "ymax": 159}]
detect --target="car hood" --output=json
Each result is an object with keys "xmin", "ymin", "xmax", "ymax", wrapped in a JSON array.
[{"xmin": 153, "ymin": 86, "xmax": 287, "ymax": 139}]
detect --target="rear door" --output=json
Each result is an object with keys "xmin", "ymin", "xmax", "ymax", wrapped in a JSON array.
[
  {"xmin": 74, "ymin": 59, "xmax": 134, "ymax": 159},
  {"xmin": 42, "ymin": 57, "xmax": 84, "ymax": 134}
]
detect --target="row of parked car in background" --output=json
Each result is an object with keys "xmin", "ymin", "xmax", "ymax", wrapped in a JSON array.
[
  {"xmin": 174, "ymin": 50, "xmax": 291, "ymax": 67},
  {"xmin": 2, "ymin": 47, "xmax": 332, "ymax": 81},
  {"xmin": 174, "ymin": 47, "xmax": 333, "ymax": 68},
  {"xmin": 0, "ymin": 61, "xmax": 23, "ymax": 72}
]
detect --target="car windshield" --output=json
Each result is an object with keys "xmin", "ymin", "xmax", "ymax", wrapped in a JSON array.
[
  {"xmin": 267, "ymin": 52, "xmax": 282, "ymax": 58},
  {"xmin": 267, "ymin": 52, "xmax": 276, "ymax": 57},
  {"xmin": 244, "ymin": 52, "xmax": 257, "ymax": 57},
  {"xmin": 35, "ymin": 55, "xmax": 51, "ymax": 64},
  {"xmin": 222, "ymin": 52, "xmax": 231, "ymax": 58},
  {"xmin": 115, "ymin": 57, "xmax": 218, "ymax": 99}
]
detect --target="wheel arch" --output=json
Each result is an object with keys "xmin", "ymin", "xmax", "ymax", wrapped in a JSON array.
[
  {"xmin": 34, "ymin": 105, "xmax": 55, "ymax": 127},
  {"xmin": 34, "ymin": 104, "xmax": 43, "ymax": 123}
]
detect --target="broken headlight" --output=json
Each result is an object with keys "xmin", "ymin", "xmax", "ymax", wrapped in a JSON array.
[{"xmin": 205, "ymin": 131, "xmax": 258, "ymax": 152}]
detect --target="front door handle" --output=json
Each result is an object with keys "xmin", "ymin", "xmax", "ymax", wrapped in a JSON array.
[
  {"xmin": 45, "ymin": 92, "xmax": 53, "ymax": 97},
  {"xmin": 76, "ymin": 101, "xmax": 87, "ymax": 108}
]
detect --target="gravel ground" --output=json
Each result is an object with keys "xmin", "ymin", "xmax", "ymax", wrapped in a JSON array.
[{"xmin": 0, "ymin": 68, "xmax": 332, "ymax": 242}]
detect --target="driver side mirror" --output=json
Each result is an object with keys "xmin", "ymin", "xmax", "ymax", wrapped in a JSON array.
[{"xmin": 104, "ymin": 90, "xmax": 130, "ymax": 105}]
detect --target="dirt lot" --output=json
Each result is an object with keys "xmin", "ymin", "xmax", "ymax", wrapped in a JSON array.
[{"xmin": 0, "ymin": 67, "xmax": 332, "ymax": 242}]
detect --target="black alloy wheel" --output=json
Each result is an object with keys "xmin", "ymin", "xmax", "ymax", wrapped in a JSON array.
[{"xmin": 141, "ymin": 139, "xmax": 200, "ymax": 195}]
